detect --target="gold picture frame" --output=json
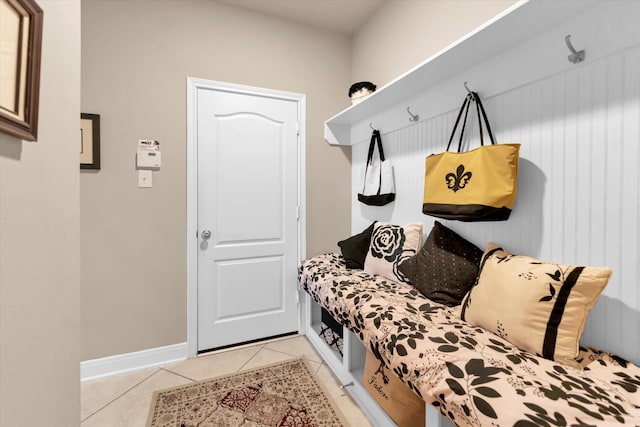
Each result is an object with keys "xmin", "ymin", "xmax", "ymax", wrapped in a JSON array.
[
  {"xmin": 0, "ymin": 0, "xmax": 43, "ymax": 141},
  {"xmin": 80, "ymin": 113, "xmax": 100, "ymax": 170}
]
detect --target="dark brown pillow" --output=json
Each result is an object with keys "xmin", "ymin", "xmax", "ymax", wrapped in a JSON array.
[
  {"xmin": 397, "ymin": 221, "xmax": 482, "ymax": 306},
  {"xmin": 337, "ymin": 222, "xmax": 377, "ymax": 269}
]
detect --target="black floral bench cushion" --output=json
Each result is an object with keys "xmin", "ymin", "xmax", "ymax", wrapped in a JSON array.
[{"xmin": 299, "ymin": 253, "xmax": 640, "ymax": 427}]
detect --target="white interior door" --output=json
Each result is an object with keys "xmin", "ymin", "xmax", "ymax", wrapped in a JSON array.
[{"xmin": 195, "ymin": 83, "xmax": 301, "ymax": 351}]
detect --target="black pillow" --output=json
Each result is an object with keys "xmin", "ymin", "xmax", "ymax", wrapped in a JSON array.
[
  {"xmin": 337, "ymin": 222, "xmax": 377, "ymax": 269},
  {"xmin": 397, "ymin": 221, "xmax": 482, "ymax": 306}
]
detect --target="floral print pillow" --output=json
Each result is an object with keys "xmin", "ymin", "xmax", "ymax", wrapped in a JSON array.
[
  {"xmin": 364, "ymin": 222, "xmax": 423, "ymax": 284},
  {"xmin": 461, "ymin": 243, "xmax": 612, "ymax": 367}
]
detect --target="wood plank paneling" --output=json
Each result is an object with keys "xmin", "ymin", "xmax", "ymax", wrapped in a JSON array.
[{"xmin": 351, "ymin": 46, "xmax": 640, "ymax": 365}]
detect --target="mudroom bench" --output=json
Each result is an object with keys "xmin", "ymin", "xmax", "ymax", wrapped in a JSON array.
[{"xmin": 299, "ymin": 253, "xmax": 640, "ymax": 427}]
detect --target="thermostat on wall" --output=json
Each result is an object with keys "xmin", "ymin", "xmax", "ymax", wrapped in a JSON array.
[
  {"xmin": 136, "ymin": 150, "xmax": 161, "ymax": 169},
  {"xmin": 137, "ymin": 139, "xmax": 161, "ymax": 169}
]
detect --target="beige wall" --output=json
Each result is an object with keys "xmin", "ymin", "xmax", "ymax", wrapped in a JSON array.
[
  {"xmin": 81, "ymin": 0, "xmax": 352, "ymax": 360},
  {"xmin": 0, "ymin": 1, "xmax": 81, "ymax": 426},
  {"xmin": 353, "ymin": 0, "xmax": 517, "ymax": 87},
  {"xmin": 81, "ymin": 0, "xmax": 520, "ymax": 361}
]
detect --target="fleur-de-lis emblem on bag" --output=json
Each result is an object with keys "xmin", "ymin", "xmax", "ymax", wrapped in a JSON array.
[{"xmin": 446, "ymin": 164, "xmax": 472, "ymax": 192}]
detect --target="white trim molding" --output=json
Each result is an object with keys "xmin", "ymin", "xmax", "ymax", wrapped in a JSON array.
[{"xmin": 80, "ymin": 342, "xmax": 188, "ymax": 382}]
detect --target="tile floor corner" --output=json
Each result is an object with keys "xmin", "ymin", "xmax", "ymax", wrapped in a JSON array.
[{"xmin": 81, "ymin": 335, "xmax": 373, "ymax": 426}]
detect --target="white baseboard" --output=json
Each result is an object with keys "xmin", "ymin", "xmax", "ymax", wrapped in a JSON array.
[{"xmin": 81, "ymin": 342, "xmax": 188, "ymax": 382}]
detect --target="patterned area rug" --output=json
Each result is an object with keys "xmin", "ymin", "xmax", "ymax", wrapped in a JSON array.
[{"xmin": 146, "ymin": 358, "xmax": 347, "ymax": 427}]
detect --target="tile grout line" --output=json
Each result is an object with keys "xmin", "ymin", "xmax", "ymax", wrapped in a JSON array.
[
  {"xmin": 236, "ymin": 344, "xmax": 265, "ymax": 372},
  {"xmin": 156, "ymin": 341, "xmax": 268, "ymax": 382},
  {"xmin": 81, "ymin": 368, "xmax": 162, "ymax": 424},
  {"xmin": 239, "ymin": 340, "xmax": 312, "ymax": 372},
  {"xmin": 259, "ymin": 344, "xmax": 324, "ymax": 365},
  {"xmin": 151, "ymin": 340, "xmax": 311, "ymax": 385},
  {"xmin": 156, "ymin": 343, "xmax": 270, "ymax": 385},
  {"xmin": 158, "ymin": 367, "xmax": 198, "ymax": 383},
  {"xmin": 234, "ymin": 347, "xmax": 324, "ymax": 375}
]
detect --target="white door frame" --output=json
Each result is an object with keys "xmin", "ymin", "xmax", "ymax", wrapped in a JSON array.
[{"xmin": 186, "ymin": 77, "xmax": 306, "ymax": 357}]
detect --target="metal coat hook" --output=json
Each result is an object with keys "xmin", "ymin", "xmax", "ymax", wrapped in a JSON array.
[
  {"xmin": 464, "ymin": 81, "xmax": 480, "ymax": 101},
  {"xmin": 407, "ymin": 107, "xmax": 419, "ymax": 122},
  {"xmin": 370, "ymin": 122, "xmax": 377, "ymax": 131},
  {"xmin": 565, "ymin": 35, "xmax": 585, "ymax": 64}
]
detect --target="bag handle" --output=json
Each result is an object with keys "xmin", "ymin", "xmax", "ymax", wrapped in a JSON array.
[
  {"xmin": 366, "ymin": 130, "xmax": 385, "ymax": 164},
  {"xmin": 446, "ymin": 95, "xmax": 471, "ymax": 152},
  {"xmin": 362, "ymin": 130, "xmax": 386, "ymax": 195},
  {"xmin": 474, "ymin": 92, "xmax": 496, "ymax": 147},
  {"xmin": 446, "ymin": 92, "xmax": 496, "ymax": 152}
]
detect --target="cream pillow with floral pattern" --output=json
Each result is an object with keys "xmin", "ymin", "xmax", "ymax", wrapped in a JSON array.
[
  {"xmin": 364, "ymin": 222, "xmax": 423, "ymax": 284},
  {"xmin": 461, "ymin": 243, "xmax": 612, "ymax": 367}
]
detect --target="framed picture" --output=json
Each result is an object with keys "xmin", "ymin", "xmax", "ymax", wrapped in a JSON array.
[
  {"xmin": 0, "ymin": 0, "xmax": 43, "ymax": 141},
  {"xmin": 80, "ymin": 113, "xmax": 100, "ymax": 170}
]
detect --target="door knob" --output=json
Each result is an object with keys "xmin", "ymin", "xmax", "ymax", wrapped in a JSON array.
[{"xmin": 201, "ymin": 230, "xmax": 212, "ymax": 240}]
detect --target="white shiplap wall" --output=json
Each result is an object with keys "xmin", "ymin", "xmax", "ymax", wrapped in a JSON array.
[{"xmin": 350, "ymin": 4, "xmax": 640, "ymax": 365}]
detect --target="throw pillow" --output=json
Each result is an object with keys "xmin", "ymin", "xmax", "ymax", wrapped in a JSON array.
[
  {"xmin": 364, "ymin": 222, "xmax": 423, "ymax": 284},
  {"xmin": 337, "ymin": 222, "xmax": 377, "ymax": 269},
  {"xmin": 461, "ymin": 243, "xmax": 612, "ymax": 367},
  {"xmin": 397, "ymin": 221, "xmax": 483, "ymax": 306}
]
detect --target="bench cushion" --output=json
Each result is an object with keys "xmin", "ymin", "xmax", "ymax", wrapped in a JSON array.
[{"xmin": 299, "ymin": 253, "xmax": 640, "ymax": 427}]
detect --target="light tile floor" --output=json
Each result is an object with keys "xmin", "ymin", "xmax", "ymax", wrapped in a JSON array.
[{"xmin": 81, "ymin": 335, "xmax": 373, "ymax": 426}]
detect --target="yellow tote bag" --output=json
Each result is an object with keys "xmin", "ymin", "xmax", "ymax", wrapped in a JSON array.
[{"xmin": 423, "ymin": 93, "xmax": 520, "ymax": 221}]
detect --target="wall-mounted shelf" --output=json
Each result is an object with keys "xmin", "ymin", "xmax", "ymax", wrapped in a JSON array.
[{"xmin": 324, "ymin": 0, "xmax": 596, "ymax": 146}]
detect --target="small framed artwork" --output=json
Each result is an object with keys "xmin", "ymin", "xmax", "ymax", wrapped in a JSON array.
[
  {"xmin": 80, "ymin": 113, "xmax": 100, "ymax": 170},
  {"xmin": 0, "ymin": 0, "xmax": 43, "ymax": 141}
]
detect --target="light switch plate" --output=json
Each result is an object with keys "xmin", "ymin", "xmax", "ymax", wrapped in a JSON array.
[{"xmin": 138, "ymin": 170, "xmax": 152, "ymax": 188}]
